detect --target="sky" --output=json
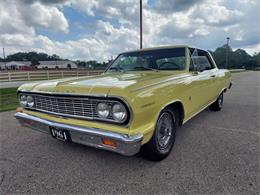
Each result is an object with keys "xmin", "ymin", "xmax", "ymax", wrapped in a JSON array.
[{"xmin": 0, "ymin": 0, "xmax": 259, "ymax": 61}]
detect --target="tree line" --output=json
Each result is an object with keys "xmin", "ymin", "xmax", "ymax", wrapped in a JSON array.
[
  {"xmin": 1, "ymin": 45, "xmax": 259, "ymax": 69},
  {"xmin": 209, "ymin": 44, "xmax": 259, "ymax": 70}
]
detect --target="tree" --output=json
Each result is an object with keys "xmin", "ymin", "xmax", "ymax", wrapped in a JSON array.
[
  {"xmin": 232, "ymin": 49, "xmax": 252, "ymax": 69},
  {"xmin": 5, "ymin": 52, "xmax": 62, "ymax": 62},
  {"xmin": 31, "ymin": 58, "xmax": 39, "ymax": 67},
  {"xmin": 50, "ymin": 54, "xmax": 61, "ymax": 60},
  {"xmin": 253, "ymin": 53, "xmax": 260, "ymax": 68},
  {"xmin": 212, "ymin": 45, "xmax": 255, "ymax": 69},
  {"xmin": 211, "ymin": 44, "xmax": 231, "ymax": 68}
]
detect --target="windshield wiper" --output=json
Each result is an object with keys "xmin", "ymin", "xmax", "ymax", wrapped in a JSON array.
[{"xmin": 132, "ymin": 66, "xmax": 158, "ymax": 71}]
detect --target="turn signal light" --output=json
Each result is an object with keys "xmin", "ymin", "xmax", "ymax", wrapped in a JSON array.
[
  {"xmin": 16, "ymin": 107, "xmax": 23, "ymax": 112},
  {"xmin": 24, "ymin": 119, "xmax": 33, "ymax": 126},
  {"xmin": 102, "ymin": 138, "xmax": 117, "ymax": 148}
]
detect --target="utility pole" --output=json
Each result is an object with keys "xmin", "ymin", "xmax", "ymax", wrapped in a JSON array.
[
  {"xmin": 225, "ymin": 37, "xmax": 230, "ymax": 69},
  {"xmin": 3, "ymin": 47, "xmax": 6, "ymax": 70},
  {"xmin": 140, "ymin": 0, "xmax": 143, "ymax": 49}
]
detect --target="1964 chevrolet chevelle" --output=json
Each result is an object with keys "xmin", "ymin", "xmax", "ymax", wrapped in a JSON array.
[{"xmin": 15, "ymin": 45, "xmax": 232, "ymax": 161}]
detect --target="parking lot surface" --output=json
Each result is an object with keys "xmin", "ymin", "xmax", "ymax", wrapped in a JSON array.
[
  {"xmin": 0, "ymin": 71, "xmax": 259, "ymax": 194},
  {"xmin": 0, "ymin": 81, "xmax": 32, "ymax": 89}
]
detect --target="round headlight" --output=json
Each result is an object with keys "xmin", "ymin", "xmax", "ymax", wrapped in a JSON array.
[
  {"xmin": 27, "ymin": 96, "xmax": 34, "ymax": 107},
  {"xmin": 97, "ymin": 103, "xmax": 110, "ymax": 118},
  {"xmin": 20, "ymin": 95, "xmax": 27, "ymax": 107},
  {"xmin": 112, "ymin": 103, "xmax": 127, "ymax": 122}
]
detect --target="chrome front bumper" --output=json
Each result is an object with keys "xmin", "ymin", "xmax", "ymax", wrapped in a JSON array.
[{"xmin": 14, "ymin": 112, "xmax": 143, "ymax": 156}]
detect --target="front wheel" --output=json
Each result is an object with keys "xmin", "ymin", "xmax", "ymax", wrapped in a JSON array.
[
  {"xmin": 209, "ymin": 93, "xmax": 223, "ymax": 111},
  {"xmin": 141, "ymin": 108, "xmax": 179, "ymax": 161}
]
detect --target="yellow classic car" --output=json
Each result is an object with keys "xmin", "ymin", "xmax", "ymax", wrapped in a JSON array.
[{"xmin": 15, "ymin": 45, "xmax": 232, "ymax": 161}]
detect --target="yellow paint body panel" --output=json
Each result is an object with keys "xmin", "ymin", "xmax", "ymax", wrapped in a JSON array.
[{"xmin": 18, "ymin": 46, "xmax": 232, "ymax": 145}]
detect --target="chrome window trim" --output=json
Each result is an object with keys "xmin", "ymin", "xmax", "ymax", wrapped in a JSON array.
[{"xmin": 17, "ymin": 91, "xmax": 132, "ymax": 126}]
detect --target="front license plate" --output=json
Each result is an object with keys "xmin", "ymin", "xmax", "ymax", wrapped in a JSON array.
[{"xmin": 50, "ymin": 127, "xmax": 70, "ymax": 142}]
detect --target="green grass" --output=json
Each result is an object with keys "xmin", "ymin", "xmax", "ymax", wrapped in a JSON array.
[{"xmin": 0, "ymin": 87, "xmax": 19, "ymax": 112}]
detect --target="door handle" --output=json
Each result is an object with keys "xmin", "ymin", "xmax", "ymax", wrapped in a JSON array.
[{"xmin": 211, "ymin": 75, "xmax": 216, "ymax": 78}]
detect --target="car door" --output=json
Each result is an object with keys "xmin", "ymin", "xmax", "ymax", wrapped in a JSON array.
[
  {"xmin": 198, "ymin": 50, "xmax": 219, "ymax": 103},
  {"xmin": 206, "ymin": 52, "xmax": 222, "ymax": 98},
  {"xmin": 186, "ymin": 49, "xmax": 216, "ymax": 116}
]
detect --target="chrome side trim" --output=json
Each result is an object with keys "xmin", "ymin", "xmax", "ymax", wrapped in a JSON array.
[
  {"xmin": 14, "ymin": 112, "xmax": 143, "ymax": 156},
  {"xmin": 183, "ymin": 98, "xmax": 217, "ymax": 124},
  {"xmin": 183, "ymin": 84, "xmax": 231, "ymax": 124}
]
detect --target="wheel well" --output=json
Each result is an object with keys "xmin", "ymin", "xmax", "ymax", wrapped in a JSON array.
[
  {"xmin": 165, "ymin": 101, "xmax": 185, "ymax": 126},
  {"xmin": 218, "ymin": 88, "xmax": 227, "ymax": 96}
]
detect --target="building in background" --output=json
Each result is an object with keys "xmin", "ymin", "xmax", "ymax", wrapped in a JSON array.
[
  {"xmin": 0, "ymin": 60, "xmax": 77, "ymax": 70},
  {"xmin": 0, "ymin": 62, "xmax": 6, "ymax": 70},
  {"xmin": 1, "ymin": 61, "xmax": 31, "ymax": 70},
  {"xmin": 37, "ymin": 60, "xmax": 77, "ymax": 69}
]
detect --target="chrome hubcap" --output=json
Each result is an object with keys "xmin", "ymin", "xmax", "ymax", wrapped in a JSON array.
[{"xmin": 156, "ymin": 112, "xmax": 174, "ymax": 150}]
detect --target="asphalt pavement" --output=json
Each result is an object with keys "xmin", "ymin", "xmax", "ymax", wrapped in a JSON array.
[
  {"xmin": 0, "ymin": 81, "xmax": 35, "ymax": 89},
  {"xmin": 0, "ymin": 71, "xmax": 259, "ymax": 194}
]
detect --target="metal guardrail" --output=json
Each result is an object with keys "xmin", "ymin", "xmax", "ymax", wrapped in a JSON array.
[{"xmin": 0, "ymin": 70, "xmax": 103, "ymax": 82}]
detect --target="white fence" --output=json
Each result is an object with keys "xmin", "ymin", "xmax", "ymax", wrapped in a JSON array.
[{"xmin": 0, "ymin": 70, "xmax": 103, "ymax": 82}]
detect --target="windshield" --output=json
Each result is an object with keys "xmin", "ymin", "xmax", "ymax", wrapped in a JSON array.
[{"xmin": 107, "ymin": 48, "xmax": 186, "ymax": 72}]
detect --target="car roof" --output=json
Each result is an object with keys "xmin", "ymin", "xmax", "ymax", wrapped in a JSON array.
[
  {"xmin": 120, "ymin": 45, "xmax": 210, "ymax": 56},
  {"xmin": 121, "ymin": 45, "xmax": 189, "ymax": 54}
]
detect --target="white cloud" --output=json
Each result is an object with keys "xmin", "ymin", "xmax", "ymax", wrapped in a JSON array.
[
  {"xmin": 0, "ymin": 20, "xmax": 138, "ymax": 61},
  {"xmin": 69, "ymin": 0, "xmax": 97, "ymax": 16},
  {"xmin": 241, "ymin": 44, "xmax": 260, "ymax": 55},
  {"xmin": 190, "ymin": 1, "xmax": 243, "ymax": 26},
  {"xmin": 0, "ymin": 0, "xmax": 68, "ymax": 35},
  {"xmin": 0, "ymin": 2, "xmax": 35, "ymax": 35},
  {"xmin": 22, "ymin": 2, "xmax": 69, "ymax": 33},
  {"xmin": 69, "ymin": 0, "xmax": 140, "ymax": 26},
  {"xmin": 0, "ymin": 0, "xmax": 259, "ymax": 61},
  {"xmin": 154, "ymin": 0, "xmax": 205, "ymax": 12}
]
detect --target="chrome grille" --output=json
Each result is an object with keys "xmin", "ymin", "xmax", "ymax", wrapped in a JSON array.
[{"xmin": 31, "ymin": 94, "xmax": 114, "ymax": 120}]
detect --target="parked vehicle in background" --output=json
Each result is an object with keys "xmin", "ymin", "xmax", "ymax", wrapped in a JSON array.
[{"xmin": 15, "ymin": 45, "xmax": 232, "ymax": 161}]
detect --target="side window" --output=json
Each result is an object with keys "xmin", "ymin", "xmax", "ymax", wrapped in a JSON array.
[
  {"xmin": 205, "ymin": 53, "xmax": 215, "ymax": 70},
  {"xmin": 189, "ymin": 48, "xmax": 215, "ymax": 71},
  {"xmin": 198, "ymin": 50, "xmax": 215, "ymax": 70}
]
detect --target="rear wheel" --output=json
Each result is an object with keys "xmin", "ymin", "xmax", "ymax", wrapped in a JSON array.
[
  {"xmin": 141, "ymin": 108, "xmax": 179, "ymax": 161},
  {"xmin": 209, "ymin": 93, "xmax": 223, "ymax": 111}
]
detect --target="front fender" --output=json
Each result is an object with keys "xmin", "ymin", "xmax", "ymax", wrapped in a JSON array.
[{"xmin": 127, "ymin": 83, "xmax": 184, "ymax": 144}]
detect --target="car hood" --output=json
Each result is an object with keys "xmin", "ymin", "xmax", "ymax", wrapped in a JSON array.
[{"xmin": 19, "ymin": 71, "xmax": 188, "ymax": 96}]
